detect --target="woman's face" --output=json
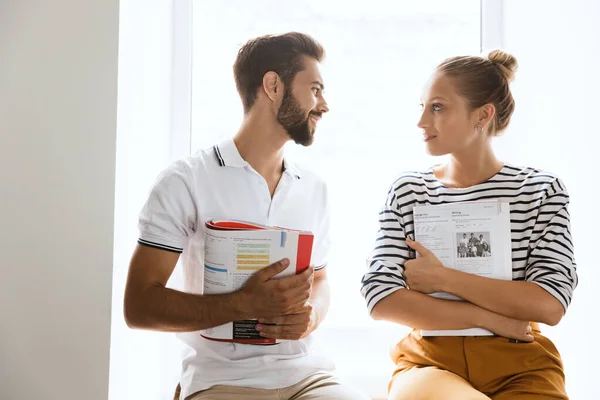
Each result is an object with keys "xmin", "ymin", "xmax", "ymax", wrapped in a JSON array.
[{"xmin": 417, "ymin": 73, "xmax": 483, "ymax": 157}]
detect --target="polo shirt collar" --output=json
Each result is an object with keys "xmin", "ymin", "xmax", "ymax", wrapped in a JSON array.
[
  {"xmin": 282, "ymin": 158, "xmax": 301, "ymax": 180},
  {"xmin": 214, "ymin": 139, "xmax": 302, "ymax": 179},
  {"xmin": 213, "ymin": 139, "xmax": 247, "ymax": 168}
]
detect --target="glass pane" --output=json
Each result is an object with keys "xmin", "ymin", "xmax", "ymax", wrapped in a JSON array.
[{"xmin": 191, "ymin": 0, "xmax": 480, "ymax": 328}]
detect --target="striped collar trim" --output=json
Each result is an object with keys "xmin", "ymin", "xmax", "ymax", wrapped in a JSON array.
[{"xmin": 213, "ymin": 139, "xmax": 301, "ymax": 179}]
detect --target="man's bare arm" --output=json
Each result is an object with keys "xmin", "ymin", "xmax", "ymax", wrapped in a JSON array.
[{"xmin": 123, "ymin": 244, "xmax": 311, "ymax": 332}]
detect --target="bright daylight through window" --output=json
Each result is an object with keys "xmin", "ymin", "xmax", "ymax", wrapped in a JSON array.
[{"xmin": 190, "ymin": 0, "xmax": 480, "ymax": 331}]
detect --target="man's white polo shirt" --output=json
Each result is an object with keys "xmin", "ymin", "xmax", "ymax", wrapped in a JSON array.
[{"xmin": 138, "ymin": 139, "xmax": 334, "ymax": 399}]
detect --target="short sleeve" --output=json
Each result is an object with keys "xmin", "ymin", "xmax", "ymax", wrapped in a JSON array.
[{"xmin": 138, "ymin": 160, "xmax": 197, "ymax": 253}]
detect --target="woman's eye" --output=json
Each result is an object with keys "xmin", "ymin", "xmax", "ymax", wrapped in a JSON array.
[{"xmin": 432, "ymin": 104, "xmax": 442, "ymax": 111}]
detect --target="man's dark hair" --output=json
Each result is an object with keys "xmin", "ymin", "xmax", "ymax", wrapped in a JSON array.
[{"xmin": 233, "ymin": 32, "xmax": 325, "ymax": 113}]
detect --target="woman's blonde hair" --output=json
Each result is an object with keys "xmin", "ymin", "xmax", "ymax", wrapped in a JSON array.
[{"xmin": 437, "ymin": 50, "xmax": 518, "ymax": 135}]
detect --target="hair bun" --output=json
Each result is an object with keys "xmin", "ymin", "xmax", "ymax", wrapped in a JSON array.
[{"xmin": 486, "ymin": 49, "xmax": 518, "ymax": 82}]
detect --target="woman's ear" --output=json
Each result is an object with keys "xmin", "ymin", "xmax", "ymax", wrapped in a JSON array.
[{"xmin": 478, "ymin": 103, "xmax": 496, "ymax": 129}]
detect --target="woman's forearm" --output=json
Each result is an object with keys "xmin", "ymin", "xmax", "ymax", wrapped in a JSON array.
[
  {"xmin": 372, "ymin": 289, "xmax": 494, "ymax": 330},
  {"xmin": 440, "ymin": 269, "xmax": 564, "ymax": 326}
]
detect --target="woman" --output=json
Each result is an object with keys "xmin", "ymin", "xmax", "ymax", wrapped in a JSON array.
[
  {"xmin": 479, "ymin": 235, "xmax": 491, "ymax": 257},
  {"xmin": 361, "ymin": 50, "xmax": 577, "ymax": 399}
]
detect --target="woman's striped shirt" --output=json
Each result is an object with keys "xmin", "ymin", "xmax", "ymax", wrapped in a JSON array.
[{"xmin": 361, "ymin": 164, "xmax": 578, "ymax": 314}]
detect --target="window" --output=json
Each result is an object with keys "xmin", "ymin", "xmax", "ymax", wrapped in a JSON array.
[
  {"xmin": 111, "ymin": 1, "xmax": 596, "ymax": 399},
  {"xmin": 190, "ymin": 0, "xmax": 481, "ymax": 396}
]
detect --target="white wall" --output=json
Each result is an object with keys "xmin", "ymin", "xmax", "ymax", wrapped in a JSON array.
[
  {"xmin": 496, "ymin": 1, "xmax": 599, "ymax": 398},
  {"xmin": 0, "ymin": 1, "xmax": 119, "ymax": 399}
]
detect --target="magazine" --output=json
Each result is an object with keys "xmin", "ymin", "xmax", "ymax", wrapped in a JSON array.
[
  {"xmin": 200, "ymin": 220, "xmax": 314, "ymax": 344},
  {"xmin": 413, "ymin": 201, "xmax": 512, "ymax": 336}
]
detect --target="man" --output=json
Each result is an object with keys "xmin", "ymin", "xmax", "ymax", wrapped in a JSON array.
[
  {"xmin": 468, "ymin": 233, "xmax": 479, "ymax": 257},
  {"xmin": 124, "ymin": 32, "xmax": 368, "ymax": 400},
  {"xmin": 479, "ymin": 235, "xmax": 491, "ymax": 257},
  {"xmin": 458, "ymin": 233, "xmax": 468, "ymax": 258}
]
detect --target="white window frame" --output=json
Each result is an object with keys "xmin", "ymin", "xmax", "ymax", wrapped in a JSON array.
[
  {"xmin": 481, "ymin": 0, "xmax": 504, "ymax": 50},
  {"xmin": 171, "ymin": 0, "xmax": 193, "ymax": 160}
]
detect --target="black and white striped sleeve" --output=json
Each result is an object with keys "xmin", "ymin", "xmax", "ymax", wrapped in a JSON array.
[
  {"xmin": 361, "ymin": 188, "xmax": 412, "ymax": 314},
  {"xmin": 525, "ymin": 178, "xmax": 578, "ymax": 312},
  {"xmin": 138, "ymin": 160, "xmax": 197, "ymax": 253}
]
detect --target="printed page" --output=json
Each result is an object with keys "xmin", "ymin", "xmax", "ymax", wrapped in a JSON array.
[
  {"xmin": 413, "ymin": 201, "xmax": 512, "ymax": 336},
  {"xmin": 201, "ymin": 228, "xmax": 300, "ymax": 343}
]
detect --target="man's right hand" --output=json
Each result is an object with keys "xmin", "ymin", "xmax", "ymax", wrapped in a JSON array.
[{"xmin": 235, "ymin": 259, "xmax": 314, "ymax": 319}]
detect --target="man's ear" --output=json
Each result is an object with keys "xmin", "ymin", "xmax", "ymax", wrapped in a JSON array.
[{"xmin": 262, "ymin": 71, "xmax": 281, "ymax": 102}]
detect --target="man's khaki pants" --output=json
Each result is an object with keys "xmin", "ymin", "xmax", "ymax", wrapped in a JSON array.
[{"xmin": 175, "ymin": 372, "xmax": 370, "ymax": 400}]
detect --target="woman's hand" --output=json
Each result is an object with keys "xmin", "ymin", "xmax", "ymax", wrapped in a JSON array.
[
  {"xmin": 404, "ymin": 239, "xmax": 449, "ymax": 294},
  {"xmin": 484, "ymin": 314, "xmax": 535, "ymax": 342}
]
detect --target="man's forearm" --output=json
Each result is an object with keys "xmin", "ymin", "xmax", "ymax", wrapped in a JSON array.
[
  {"xmin": 124, "ymin": 285, "xmax": 248, "ymax": 332},
  {"xmin": 309, "ymin": 274, "xmax": 330, "ymax": 332},
  {"xmin": 371, "ymin": 288, "xmax": 496, "ymax": 331},
  {"xmin": 441, "ymin": 269, "xmax": 564, "ymax": 325}
]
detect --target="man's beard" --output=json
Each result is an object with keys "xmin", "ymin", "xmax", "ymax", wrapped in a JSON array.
[{"xmin": 276, "ymin": 87, "xmax": 321, "ymax": 146}]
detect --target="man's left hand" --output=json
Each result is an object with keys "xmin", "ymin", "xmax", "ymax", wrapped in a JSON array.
[{"xmin": 255, "ymin": 303, "xmax": 317, "ymax": 340}]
